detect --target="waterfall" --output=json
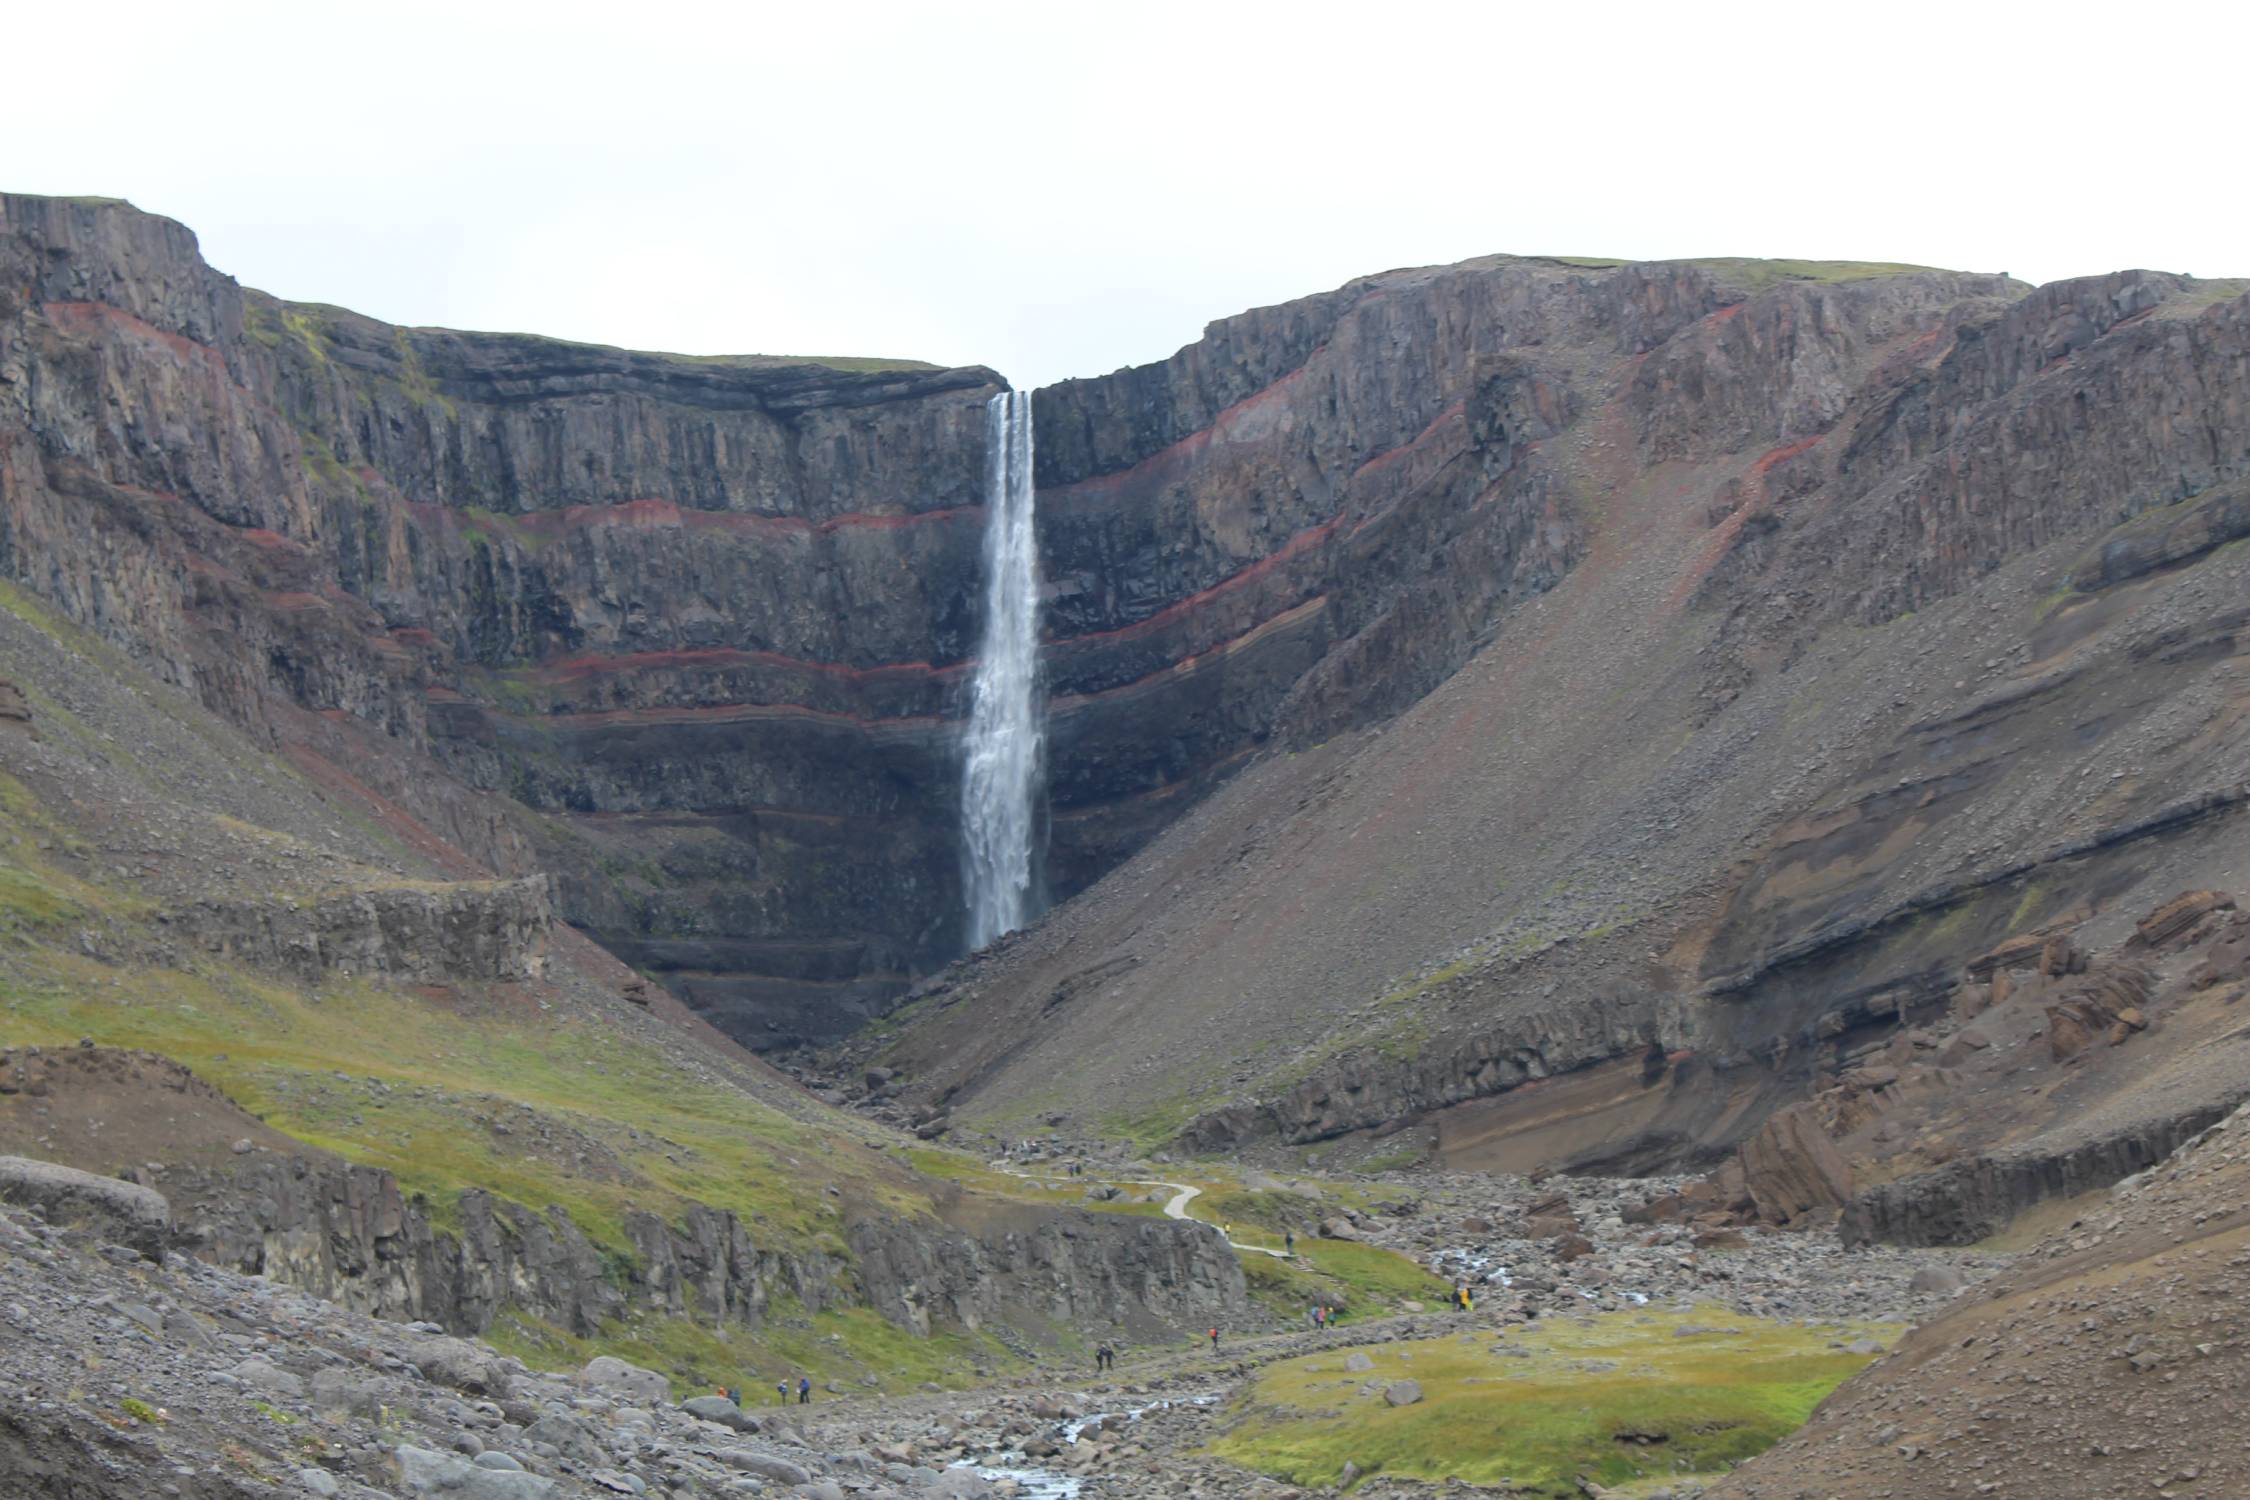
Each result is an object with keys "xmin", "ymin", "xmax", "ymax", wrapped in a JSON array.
[{"xmin": 961, "ymin": 389, "xmax": 1043, "ymax": 948}]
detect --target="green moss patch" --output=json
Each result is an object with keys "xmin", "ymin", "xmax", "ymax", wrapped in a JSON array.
[{"xmin": 1205, "ymin": 1306, "xmax": 1891, "ymax": 1495}]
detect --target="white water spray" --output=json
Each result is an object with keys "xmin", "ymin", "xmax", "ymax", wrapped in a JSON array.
[{"xmin": 961, "ymin": 390, "xmax": 1043, "ymax": 947}]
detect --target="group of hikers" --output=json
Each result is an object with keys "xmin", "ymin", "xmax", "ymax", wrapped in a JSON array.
[{"xmin": 710, "ymin": 1378, "xmax": 813, "ymax": 1407}]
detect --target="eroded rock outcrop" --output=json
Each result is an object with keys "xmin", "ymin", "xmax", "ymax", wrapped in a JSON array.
[
  {"xmin": 163, "ymin": 876, "xmax": 551, "ymax": 982},
  {"xmin": 0, "ymin": 1153, "xmax": 170, "ymax": 1260},
  {"xmin": 147, "ymin": 1155, "xmax": 841, "ymax": 1339},
  {"xmin": 846, "ymin": 1201, "xmax": 1250, "ymax": 1339}
]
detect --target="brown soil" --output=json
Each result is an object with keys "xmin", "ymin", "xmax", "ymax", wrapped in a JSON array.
[
  {"xmin": 0, "ymin": 1045, "xmax": 322, "ymax": 1175},
  {"xmin": 1715, "ymin": 1101, "xmax": 2250, "ymax": 1499}
]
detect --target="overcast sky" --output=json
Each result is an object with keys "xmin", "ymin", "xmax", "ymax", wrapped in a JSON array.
[{"xmin": 8, "ymin": 1, "xmax": 2238, "ymax": 389}]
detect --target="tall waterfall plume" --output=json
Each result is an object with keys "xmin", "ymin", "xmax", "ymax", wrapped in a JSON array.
[{"xmin": 961, "ymin": 389, "xmax": 1044, "ymax": 948}]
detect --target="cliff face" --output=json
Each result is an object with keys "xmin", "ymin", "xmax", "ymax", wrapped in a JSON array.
[
  {"xmin": 0, "ymin": 198, "xmax": 1692, "ymax": 1050},
  {"xmin": 875, "ymin": 259, "xmax": 2250, "ymax": 1173},
  {"xmin": 0, "ymin": 193, "xmax": 1005, "ymax": 1048}
]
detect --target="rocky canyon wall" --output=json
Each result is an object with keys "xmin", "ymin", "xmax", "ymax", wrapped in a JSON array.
[{"xmin": 0, "ymin": 196, "xmax": 1796, "ymax": 1051}]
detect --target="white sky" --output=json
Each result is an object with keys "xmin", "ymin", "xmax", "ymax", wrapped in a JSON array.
[{"xmin": 7, "ymin": 1, "xmax": 2239, "ymax": 389}]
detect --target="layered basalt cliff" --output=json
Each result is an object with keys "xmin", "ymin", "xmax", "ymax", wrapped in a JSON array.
[
  {"xmin": 150, "ymin": 1151, "xmax": 1250, "ymax": 1344},
  {"xmin": 1, "ymin": 197, "xmax": 1751, "ymax": 1048},
  {"xmin": 164, "ymin": 876, "xmax": 553, "ymax": 982},
  {"xmin": 872, "ymin": 259, "xmax": 2250, "ymax": 1180},
  {"xmin": 0, "ymin": 193, "xmax": 1011, "ymax": 1047}
]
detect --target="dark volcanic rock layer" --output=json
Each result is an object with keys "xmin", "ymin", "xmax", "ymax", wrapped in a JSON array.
[
  {"xmin": 873, "ymin": 258, "xmax": 2250, "ymax": 1177},
  {"xmin": 0, "ymin": 197, "xmax": 1733, "ymax": 1049},
  {"xmin": 0, "ymin": 193, "xmax": 1009, "ymax": 1048}
]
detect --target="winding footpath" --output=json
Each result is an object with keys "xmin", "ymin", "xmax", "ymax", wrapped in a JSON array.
[{"xmin": 996, "ymin": 1165, "xmax": 1292, "ymax": 1259}]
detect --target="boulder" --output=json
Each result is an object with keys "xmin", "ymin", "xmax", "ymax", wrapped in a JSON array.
[
  {"xmin": 1384, "ymin": 1380, "xmax": 1424, "ymax": 1407},
  {"xmin": 577, "ymin": 1355, "xmax": 668, "ymax": 1405},
  {"xmin": 230, "ymin": 1358, "xmax": 308, "ymax": 1400},
  {"xmin": 923, "ymin": 1472, "xmax": 995, "ymax": 1497},
  {"xmin": 2136, "ymin": 890, "xmax": 2236, "ymax": 948},
  {"xmin": 310, "ymin": 1367, "xmax": 394, "ymax": 1419},
  {"xmin": 717, "ymin": 1450, "xmax": 811, "ymax": 1485},
  {"xmin": 395, "ymin": 1445, "xmax": 556, "ymax": 1498},
  {"xmin": 0, "ymin": 1155, "xmax": 170, "ymax": 1259},
  {"xmin": 410, "ymin": 1337, "xmax": 515, "ymax": 1399},
  {"xmin": 2038, "ymin": 935, "xmax": 2086, "ymax": 977},
  {"xmin": 1737, "ymin": 1105, "xmax": 1854, "ymax": 1225},
  {"xmin": 1908, "ymin": 1265, "xmax": 1968, "ymax": 1297},
  {"xmin": 680, "ymin": 1394, "xmax": 753, "ymax": 1431},
  {"xmin": 522, "ymin": 1413, "xmax": 602, "ymax": 1464}
]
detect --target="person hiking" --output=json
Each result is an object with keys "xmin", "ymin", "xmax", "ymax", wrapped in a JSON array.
[
  {"xmin": 797, "ymin": 1376, "xmax": 812, "ymax": 1405},
  {"xmin": 1208, "ymin": 1326, "xmax": 1220, "ymax": 1352},
  {"xmin": 775, "ymin": 1380, "xmax": 788, "ymax": 1406},
  {"xmin": 1307, "ymin": 1303, "xmax": 1320, "ymax": 1330},
  {"xmin": 1095, "ymin": 1342, "xmax": 1114, "ymax": 1373},
  {"xmin": 1284, "ymin": 1229, "xmax": 1295, "ymax": 1256}
]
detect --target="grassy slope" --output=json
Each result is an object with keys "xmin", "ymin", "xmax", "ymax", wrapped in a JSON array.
[
  {"xmin": 1206, "ymin": 1305, "xmax": 1893, "ymax": 1496},
  {"xmin": 0, "ymin": 585, "xmax": 1017, "ymax": 1393}
]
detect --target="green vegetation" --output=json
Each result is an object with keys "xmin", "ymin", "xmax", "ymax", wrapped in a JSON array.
[
  {"xmin": 1676, "ymin": 257, "xmax": 1946, "ymax": 292},
  {"xmin": 487, "ymin": 1301, "xmax": 1018, "ymax": 1397},
  {"xmin": 1239, "ymin": 1238, "xmax": 1453, "ymax": 1325},
  {"xmin": 0, "ymin": 946, "xmax": 894, "ymax": 1250},
  {"xmin": 279, "ymin": 306, "xmax": 332, "ymax": 367},
  {"xmin": 675, "ymin": 351, "xmax": 943, "ymax": 374},
  {"xmin": 1375, "ymin": 953, "xmax": 1478, "ymax": 1009},
  {"xmin": 1515, "ymin": 255, "xmax": 1950, "ymax": 292},
  {"xmin": 388, "ymin": 329, "xmax": 458, "ymax": 417},
  {"xmin": 119, "ymin": 1398, "xmax": 163, "ymax": 1425},
  {"xmin": 1099, "ymin": 1095, "xmax": 1210, "ymax": 1152},
  {"xmin": 1205, "ymin": 1305, "xmax": 1892, "ymax": 1495},
  {"xmin": 899, "ymin": 1147, "xmax": 1168, "ymax": 1219}
]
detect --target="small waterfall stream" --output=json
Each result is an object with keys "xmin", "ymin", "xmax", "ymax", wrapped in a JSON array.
[{"xmin": 960, "ymin": 389, "xmax": 1043, "ymax": 947}]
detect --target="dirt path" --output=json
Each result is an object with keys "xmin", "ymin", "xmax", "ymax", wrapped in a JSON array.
[{"xmin": 993, "ymin": 1165, "xmax": 1291, "ymax": 1258}]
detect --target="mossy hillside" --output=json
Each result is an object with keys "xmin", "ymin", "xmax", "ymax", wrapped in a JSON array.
[
  {"xmin": 900, "ymin": 1148, "xmax": 1169, "ymax": 1219},
  {"xmin": 486, "ymin": 1301, "xmax": 1018, "ymax": 1401},
  {"xmin": 0, "ymin": 942, "xmax": 911, "ymax": 1248},
  {"xmin": 1238, "ymin": 1238, "xmax": 1454, "ymax": 1326},
  {"xmin": 1204, "ymin": 1305, "xmax": 1894, "ymax": 1496},
  {"xmin": 897, "ymin": 1146, "xmax": 1446, "ymax": 1322}
]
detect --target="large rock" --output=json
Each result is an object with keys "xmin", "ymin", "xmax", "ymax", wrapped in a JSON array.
[
  {"xmin": 0, "ymin": 1155, "xmax": 170, "ymax": 1259},
  {"xmin": 679, "ymin": 1394, "xmax": 753, "ymax": 1431},
  {"xmin": 1737, "ymin": 1106, "xmax": 1855, "ymax": 1226},
  {"xmin": 394, "ymin": 1445, "xmax": 556, "ymax": 1498},
  {"xmin": 167, "ymin": 879, "xmax": 552, "ymax": 984},
  {"xmin": 716, "ymin": 1449, "xmax": 811, "ymax": 1485},
  {"xmin": 577, "ymin": 1356, "xmax": 668, "ymax": 1405},
  {"xmin": 2136, "ymin": 890, "xmax": 2237, "ymax": 949},
  {"xmin": 409, "ymin": 1337, "xmax": 516, "ymax": 1399}
]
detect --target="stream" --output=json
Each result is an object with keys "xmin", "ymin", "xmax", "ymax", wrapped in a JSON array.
[{"xmin": 960, "ymin": 1393, "xmax": 1222, "ymax": 1498}]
